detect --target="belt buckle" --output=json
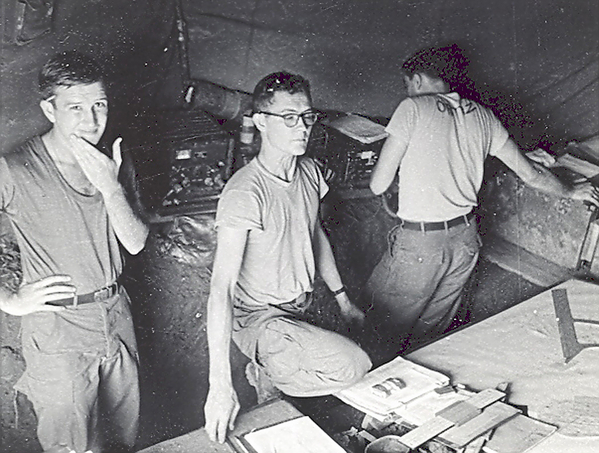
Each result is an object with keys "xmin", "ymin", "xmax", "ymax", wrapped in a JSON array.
[{"xmin": 94, "ymin": 286, "xmax": 110, "ymax": 302}]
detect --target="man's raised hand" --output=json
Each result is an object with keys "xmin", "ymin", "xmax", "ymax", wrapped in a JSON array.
[{"xmin": 69, "ymin": 134, "xmax": 122, "ymax": 196}]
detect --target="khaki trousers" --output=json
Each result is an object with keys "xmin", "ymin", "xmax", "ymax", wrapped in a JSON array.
[{"xmin": 15, "ymin": 288, "xmax": 139, "ymax": 453}]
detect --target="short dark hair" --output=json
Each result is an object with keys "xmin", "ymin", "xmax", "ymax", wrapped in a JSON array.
[
  {"xmin": 252, "ymin": 71, "xmax": 312, "ymax": 112},
  {"xmin": 39, "ymin": 51, "xmax": 105, "ymax": 100},
  {"xmin": 402, "ymin": 44, "xmax": 469, "ymax": 90}
]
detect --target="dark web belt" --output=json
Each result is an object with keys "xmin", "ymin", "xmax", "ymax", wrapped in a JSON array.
[
  {"xmin": 48, "ymin": 281, "xmax": 120, "ymax": 307},
  {"xmin": 399, "ymin": 211, "xmax": 474, "ymax": 232}
]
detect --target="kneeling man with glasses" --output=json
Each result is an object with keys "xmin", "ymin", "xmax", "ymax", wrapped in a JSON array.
[{"xmin": 203, "ymin": 72, "xmax": 372, "ymax": 443}]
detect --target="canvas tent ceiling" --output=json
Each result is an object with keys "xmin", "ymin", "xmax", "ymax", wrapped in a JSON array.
[
  {"xmin": 183, "ymin": 0, "xmax": 598, "ymax": 149},
  {"xmin": 1, "ymin": 0, "xmax": 597, "ymax": 155}
]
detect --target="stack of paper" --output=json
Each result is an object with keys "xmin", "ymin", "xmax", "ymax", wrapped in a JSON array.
[
  {"xmin": 335, "ymin": 356, "xmax": 450, "ymax": 421},
  {"xmin": 326, "ymin": 114, "xmax": 389, "ymax": 144}
]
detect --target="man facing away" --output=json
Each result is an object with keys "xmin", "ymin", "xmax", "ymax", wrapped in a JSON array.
[
  {"xmin": 0, "ymin": 51, "xmax": 149, "ymax": 453},
  {"xmin": 203, "ymin": 71, "xmax": 372, "ymax": 444},
  {"xmin": 365, "ymin": 44, "xmax": 599, "ymax": 352}
]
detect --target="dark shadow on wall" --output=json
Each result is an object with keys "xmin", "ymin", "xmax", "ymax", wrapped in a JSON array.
[{"xmin": 0, "ymin": 0, "xmax": 184, "ymax": 156}]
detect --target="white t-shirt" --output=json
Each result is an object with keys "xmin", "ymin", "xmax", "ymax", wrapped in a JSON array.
[
  {"xmin": 385, "ymin": 92, "xmax": 509, "ymax": 221},
  {"xmin": 215, "ymin": 156, "xmax": 328, "ymax": 306}
]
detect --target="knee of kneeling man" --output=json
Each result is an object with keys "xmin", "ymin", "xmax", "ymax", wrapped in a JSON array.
[
  {"xmin": 358, "ymin": 349, "xmax": 373, "ymax": 374},
  {"xmin": 345, "ymin": 348, "xmax": 372, "ymax": 383}
]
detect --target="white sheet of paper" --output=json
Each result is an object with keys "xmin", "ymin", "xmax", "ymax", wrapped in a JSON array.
[{"xmin": 242, "ymin": 416, "xmax": 346, "ymax": 453}]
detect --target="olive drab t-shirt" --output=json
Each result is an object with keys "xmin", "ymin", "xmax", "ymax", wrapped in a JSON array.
[
  {"xmin": 0, "ymin": 136, "xmax": 123, "ymax": 294},
  {"xmin": 385, "ymin": 92, "xmax": 510, "ymax": 222},
  {"xmin": 215, "ymin": 156, "xmax": 328, "ymax": 307}
]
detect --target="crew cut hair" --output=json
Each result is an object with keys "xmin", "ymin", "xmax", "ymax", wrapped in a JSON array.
[
  {"xmin": 402, "ymin": 44, "xmax": 469, "ymax": 90},
  {"xmin": 39, "ymin": 50, "xmax": 105, "ymax": 100},
  {"xmin": 252, "ymin": 71, "xmax": 312, "ymax": 112}
]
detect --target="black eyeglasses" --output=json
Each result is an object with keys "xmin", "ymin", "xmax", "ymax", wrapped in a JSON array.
[{"xmin": 257, "ymin": 111, "xmax": 320, "ymax": 128}]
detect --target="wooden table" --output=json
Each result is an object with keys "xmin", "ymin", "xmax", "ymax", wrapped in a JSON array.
[
  {"xmin": 139, "ymin": 279, "xmax": 599, "ymax": 452},
  {"xmin": 137, "ymin": 399, "xmax": 302, "ymax": 453},
  {"xmin": 407, "ymin": 278, "xmax": 599, "ymax": 452}
]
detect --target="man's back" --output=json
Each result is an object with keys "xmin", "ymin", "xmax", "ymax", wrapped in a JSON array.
[{"xmin": 387, "ymin": 93, "xmax": 509, "ymax": 221}]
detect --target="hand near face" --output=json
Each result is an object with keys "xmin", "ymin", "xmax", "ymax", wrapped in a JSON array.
[{"xmin": 70, "ymin": 135, "xmax": 123, "ymax": 196}]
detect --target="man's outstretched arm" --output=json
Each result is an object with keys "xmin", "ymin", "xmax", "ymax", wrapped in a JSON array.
[
  {"xmin": 204, "ymin": 226, "xmax": 248, "ymax": 443},
  {"xmin": 369, "ymin": 133, "xmax": 408, "ymax": 195},
  {"xmin": 495, "ymin": 138, "xmax": 599, "ymax": 208}
]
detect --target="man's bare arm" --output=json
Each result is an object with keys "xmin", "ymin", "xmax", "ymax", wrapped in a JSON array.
[
  {"xmin": 313, "ymin": 224, "xmax": 364, "ymax": 324},
  {"xmin": 370, "ymin": 133, "xmax": 408, "ymax": 195},
  {"xmin": 70, "ymin": 136, "xmax": 149, "ymax": 254},
  {"xmin": 103, "ymin": 186, "xmax": 149, "ymax": 254},
  {"xmin": 495, "ymin": 138, "xmax": 599, "ymax": 208},
  {"xmin": 204, "ymin": 226, "xmax": 248, "ymax": 443}
]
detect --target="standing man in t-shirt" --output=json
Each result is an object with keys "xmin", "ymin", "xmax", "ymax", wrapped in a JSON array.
[
  {"xmin": 366, "ymin": 44, "xmax": 599, "ymax": 351},
  {"xmin": 0, "ymin": 51, "xmax": 149, "ymax": 453},
  {"xmin": 203, "ymin": 71, "xmax": 372, "ymax": 444}
]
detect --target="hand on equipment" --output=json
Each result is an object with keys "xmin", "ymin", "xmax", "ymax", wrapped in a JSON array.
[
  {"xmin": 525, "ymin": 148, "xmax": 557, "ymax": 167},
  {"xmin": 570, "ymin": 179, "xmax": 599, "ymax": 209},
  {"xmin": 1, "ymin": 275, "xmax": 75, "ymax": 316},
  {"xmin": 69, "ymin": 134, "xmax": 123, "ymax": 196},
  {"xmin": 204, "ymin": 384, "xmax": 241, "ymax": 444}
]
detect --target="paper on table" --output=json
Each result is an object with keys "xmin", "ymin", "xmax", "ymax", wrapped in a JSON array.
[
  {"xmin": 241, "ymin": 416, "xmax": 346, "ymax": 453},
  {"xmin": 483, "ymin": 414, "xmax": 558, "ymax": 453},
  {"xmin": 335, "ymin": 356, "xmax": 450, "ymax": 421}
]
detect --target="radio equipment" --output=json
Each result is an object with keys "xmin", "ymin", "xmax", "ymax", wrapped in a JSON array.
[
  {"xmin": 128, "ymin": 109, "xmax": 234, "ymax": 222},
  {"xmin": 307, "ymin": 114, "xmax": 387, "ymax": 198}
]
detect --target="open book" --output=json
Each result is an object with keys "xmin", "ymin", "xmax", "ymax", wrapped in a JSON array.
[{"xmin": 334, "ymin": 356, "xmax": 450, "ymax": 421}]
